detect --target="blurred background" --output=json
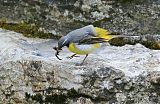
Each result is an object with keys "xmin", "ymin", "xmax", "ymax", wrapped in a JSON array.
[{"xmin": 0, "ymin": 0, "xmax": 160, "ymax": 36}]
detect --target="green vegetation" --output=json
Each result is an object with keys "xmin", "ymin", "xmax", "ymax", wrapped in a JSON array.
[
  {"xmin": 0, "ymin": 18, "xmax": 159, "ymax": 50},
  {"xmin": 109, "ymin": 37, "xmax": 137, "ymax": 46},
  {"xmin": 0, "ymin": 18, "xmax": 61, "ymax": 39},
  {"xmin": 141, "ymin": 41, "xmax": 160, "ymax": 50}
]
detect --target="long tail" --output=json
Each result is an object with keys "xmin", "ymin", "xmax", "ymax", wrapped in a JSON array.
[{"xmin": 95, "ymin": 27, "xmax": 124, "ymax": 41}]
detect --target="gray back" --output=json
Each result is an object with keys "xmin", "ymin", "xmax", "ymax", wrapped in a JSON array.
[{"xmin": 66, "ymin": 25, "xmax": 96, "ymax": 43}]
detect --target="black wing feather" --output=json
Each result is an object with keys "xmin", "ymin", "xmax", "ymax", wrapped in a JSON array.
[{"xmin": 78, "ymin": 37, "xmax": 107, "ymax": 45}]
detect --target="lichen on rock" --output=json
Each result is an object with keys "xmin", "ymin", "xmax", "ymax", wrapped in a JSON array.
[
  {"xmin": 0, "ymin": 0, "xmax": 160, "ymax": 103},
  {"xmin": 0, "ymin": 29, "xmax": 160, "ymax": 103}
]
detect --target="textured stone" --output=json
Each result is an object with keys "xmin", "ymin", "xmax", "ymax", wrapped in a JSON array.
[
  {"xmin": 0, "ymin": 0, "xmax": 160, "ymax": 36},
  {"xmin": 0, "ymin": 29, "xmax": 160, "ymax": 103}
]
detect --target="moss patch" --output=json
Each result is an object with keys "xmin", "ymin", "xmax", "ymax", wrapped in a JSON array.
[
  {"xmin": 109, "ymin": 37, "xmax": 138, "ymax": 46},
  {"xmin": 140, "ymin": 41, "xmax": 160, "ymax": 50},
  {"xmin": 109, "ymin": 36, "xmax": 160, "ymax": 50},
  {"xmin": 0, "ymin": 18, "xmax": 61, "ymax": 39}
]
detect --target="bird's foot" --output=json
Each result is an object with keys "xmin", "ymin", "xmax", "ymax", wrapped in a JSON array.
[
  {"xmin": 75, "ymin": 62, "xmax": 88, "ymax": 66},
  {"xmin": 66, "ymin": 54, "xmax": 79, "ymax": 59},
  {"xmin": 75, "ymin": 63, "xmax": 83, "ymax": 66},
  {"xmin": 75, "ymin": 54, "xmax": 88, "ymax": 66}
]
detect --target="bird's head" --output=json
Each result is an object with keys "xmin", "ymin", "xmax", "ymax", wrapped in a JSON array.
[
  {"xmin": 53, "ymin": 36, "xmax": 70, "ymax": 60},
  {"xmin": 58, "ymin": 36, "xmax": 70, "ymax": 50}
]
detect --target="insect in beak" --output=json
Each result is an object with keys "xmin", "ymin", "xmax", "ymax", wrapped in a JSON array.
[{"xmin": 53, "ymin": 46, "xmax": 62, "ymax": 60}]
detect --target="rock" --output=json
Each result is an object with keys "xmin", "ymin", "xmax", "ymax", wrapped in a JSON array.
[
  {"xmin": 149, "ymin": 72, "xmax": 160, "ymax": 84},
  {"xmin": 0, "ymin": 29, "xmax": 160, "ymax": 103},
  {"xmin": 0, "ymin": 0, "xmax": 160, "ymax": 36},
  {"xmin": 75, "ymin": 97, "xmax": 94, "ymax": 104}
]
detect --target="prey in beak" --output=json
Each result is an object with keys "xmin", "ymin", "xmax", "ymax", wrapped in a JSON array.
[{"xmin": 53, "ymin": 46, "xmax": 62, "ymax": 60}]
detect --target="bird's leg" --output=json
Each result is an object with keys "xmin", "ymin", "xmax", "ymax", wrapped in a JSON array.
[
  {"xmin": 67, "ymin": 54, "xmax": 79, "ymax": 59},
  {"xmin": 81, "ymin": 54, "xmax": 88, "ymax": 65},
  {"xmin": 76, "ymin": 54, "xmax": 88, "ymax": 66}
]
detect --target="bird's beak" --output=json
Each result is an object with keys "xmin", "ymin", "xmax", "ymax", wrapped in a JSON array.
[{"xmin": 53, "ymin": 46, "xmax": 62, "ymax": 60}]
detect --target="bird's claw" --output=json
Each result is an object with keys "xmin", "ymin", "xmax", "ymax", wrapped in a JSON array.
[
  {"xmin": 66, "ymin": 54, "xmax": 79, "ymax": 59},
  {"xmin": 75, "ymin": 63, "xmax": 83, "ymax": 66},
  {"xmin": 66, "ymin": 56, "xmax": 73, "ymax": 59},
  {"xmin": 66, "ymin": 56, "xmax": 79, "ymax": 59}
]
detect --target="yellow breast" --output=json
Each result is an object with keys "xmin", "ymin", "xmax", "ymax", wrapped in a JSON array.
[{"xmin": 68, "ymin": 43, "xmax": 101, "ymax": 55}]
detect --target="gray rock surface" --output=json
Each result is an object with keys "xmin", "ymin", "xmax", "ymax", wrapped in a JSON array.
[
  {"xmin": 0, "ymin": 29, "xmax": 160, "ymax": 103},
  {"xmin": 0, "ymin": 0, "xmax": 160, "ymax": 36}
]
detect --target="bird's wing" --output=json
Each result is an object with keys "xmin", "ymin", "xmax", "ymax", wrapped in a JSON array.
[{"xmin": 78, "ymin": 36, "xmax": 108, "ymax": 45}]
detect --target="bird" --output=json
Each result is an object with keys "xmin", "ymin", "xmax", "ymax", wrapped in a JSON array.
[{"xmin": 54, "ymin": 25, "xmax": 120, "ymax": 65}]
